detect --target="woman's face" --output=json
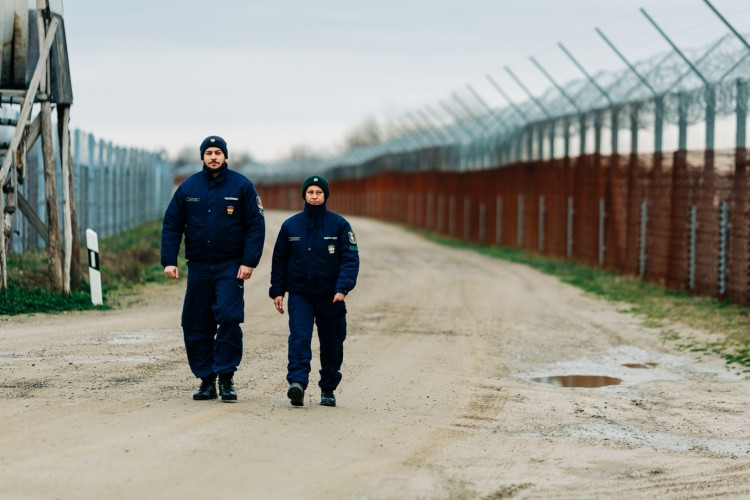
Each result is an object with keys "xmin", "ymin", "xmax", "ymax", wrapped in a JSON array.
[{"xmin": 305, "ymin": 186, "xmax": 325, "ymax": 205}]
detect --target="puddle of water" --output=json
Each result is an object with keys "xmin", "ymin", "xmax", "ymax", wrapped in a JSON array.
[
  {"xmin": 622, "ymin": 362, "xmax": 659, "ymax": 369},
  {"xmin": 531, "ymin": 375, "xmax": 623, "ymax": 388}
]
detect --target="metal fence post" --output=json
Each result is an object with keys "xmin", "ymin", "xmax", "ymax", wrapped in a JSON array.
[
  {"xmin": 426, "ymin": 192, "xmax": 434, "ymax": 230},
  {"xmin": 736, "ymin": 79, "xmax": 747, "ymax": 149},
  {"xmin": 449, "ymin": 195, "xmax": 456, "ymax": 238},
  {"xmin": 517, "ymin": 194, "xmax": 525, "ymax": 247},
  {"xmin": 538, "ymin": 195, "xmax": 545, "ymax": 253},
  {"xmin": 566, "ymin": 196, "xmax": 574, "ymax": 258},
  {"xmin": 495, "ymin": 195, "xmax": 502, "ymax": 245},
  {"xmin": 437, "ymin": 194, "xmax": 445, "ymax": 234},
  {"xmin": 463, "ymin": 196, "xmax": 471, "ymax": 241},
  {"xmin": 598, "ymin": 198, "xmax": 606, "ymax": 267},
  {"xmin": 718, "ymin": 201, "xmax": 729, "ymax": 295},
  {"xmin": 689, "ymin": 205, "xmax": 697, "ymax": 290},
  {"xmin": 639, "ymin": 201, "xmax": 648, "ymax": 277},
  {"xmin": 478, "ymin": 203, "xmax": 486, "ymax": 245}
]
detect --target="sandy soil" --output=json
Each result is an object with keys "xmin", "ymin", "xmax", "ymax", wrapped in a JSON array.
[{"xmin": 2, "ymin": 210, "xmax": 750, "ymax": 499}]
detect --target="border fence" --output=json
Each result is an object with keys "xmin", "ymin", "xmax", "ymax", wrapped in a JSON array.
[
  {"xmin": 11, "ymin": 128, "xmax": 172, "ymax": 254},
  {"xmin": 259, "ymin": 147, "xmax": 749, "ymax": 305},
  {"xmin": 254, "ymin": 10, "xmax": 750, "ymax": 306}
]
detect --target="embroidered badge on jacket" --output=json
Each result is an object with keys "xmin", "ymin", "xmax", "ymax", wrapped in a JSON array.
[
  {"xmin": 227, "ymin": 205, "xmax": 234, "ymax": 215},
  {"xmin": 328, "ymin": 244, "xmax": 336, "ymax": 254}
]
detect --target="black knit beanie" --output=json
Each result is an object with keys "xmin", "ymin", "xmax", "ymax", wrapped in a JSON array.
[
  {"xmin": 200, "ymin": 136, "xmax": 228, "ymax": 159},
  {"xmin": 301, "ymin": 175, "xmax": 330, "ymax": 200}
]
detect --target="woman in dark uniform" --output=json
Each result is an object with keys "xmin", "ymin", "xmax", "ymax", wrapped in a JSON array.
[{"xmin": 269, "ymin": 175, "xmax": 360, "ymax": 407}]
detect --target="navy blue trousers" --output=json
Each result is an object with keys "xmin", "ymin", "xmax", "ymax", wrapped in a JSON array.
[
  {"xmin": 181, "ymin": 261, "xmax": 244, "ymax": 379},
  {"xmin": 286, "ymin": 293, "xmax": 347, "ymax": 392}
]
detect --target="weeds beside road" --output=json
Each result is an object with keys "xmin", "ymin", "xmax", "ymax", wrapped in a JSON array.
[{"xmin": 1, "ymin": 220, "xmax": 173, "ymax": 315}]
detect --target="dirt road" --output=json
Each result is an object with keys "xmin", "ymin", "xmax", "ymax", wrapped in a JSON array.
[{"xmin": 2, "ymin": 210, "xmax": 750, "ymax": 499}]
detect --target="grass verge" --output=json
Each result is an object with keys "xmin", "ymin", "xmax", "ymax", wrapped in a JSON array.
[{"xmin": 1, "ymin": 220, "xmax": 175, "ymax": 315}]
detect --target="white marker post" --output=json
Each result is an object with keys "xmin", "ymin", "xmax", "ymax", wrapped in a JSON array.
[{"xmin": 86, "ymin": 229, "xmax": 103, "ymax": 305}]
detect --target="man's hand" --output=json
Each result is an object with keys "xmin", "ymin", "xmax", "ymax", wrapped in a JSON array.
[
  {"xmin": 164, "ymin": 265, "xmax": 179, "ymax": 279},
  {"xmin": 237, "ymin": 265, "xmax": 254, "ymax": 280}
]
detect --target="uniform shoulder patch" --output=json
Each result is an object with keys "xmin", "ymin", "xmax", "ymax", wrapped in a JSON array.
[
  {"xmin": 257, "ymin": 195, "xmax": 264, "ymax": 216},
  {"xmin": 348, "ymin": 231, "xmax": 357, "ymax": 245}
]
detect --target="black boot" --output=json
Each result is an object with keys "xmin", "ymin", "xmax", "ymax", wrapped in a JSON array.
[
  {"xmin": 320, "ymin": 391, "xmax": 336, "ymax": 407},
  {"xmin": 193, "ymin": 377, "xmax": 217, "ymax": 400},
  {"xmin": 287, "ymin": 382, "xmax": 304, "ymax": 407},
  {"xmin": 219, "ymin": 375, "xmax": 237, "ymax": 402}
]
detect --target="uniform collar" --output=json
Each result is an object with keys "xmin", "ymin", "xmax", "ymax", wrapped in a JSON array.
[
  {"xmin": 202, "ymin": 162, "xmax": 228, "ymax": 180},
  {"xmin": 303, "ymin": 202, "xmax": 327, "ymax": 216}
]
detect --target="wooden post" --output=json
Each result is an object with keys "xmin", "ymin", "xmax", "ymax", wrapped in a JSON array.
[
  {"xmin": 59, "ymin": 105, "xmax": 82, "ymax": 291},
  {"xmin": 57, "ymin": 105, "xmax": 81, "ymax": 292},
  {"xmin": 38, "ymin": 5, "xmax": 63, "ymax": 293},
  {"xmin": 59, "ymin": 104, "xmax": 72, "ymax": 293},
  {"xmin": 41, "ymin": 98, "xmax": 63, "ymax": 292},
  {"xmin": 0, "ymin": 162, "xmax": 13, "ymax": 288},
  {"xmin": 0, "ymin": 143, "xmax": 18, "ymax": 289}
]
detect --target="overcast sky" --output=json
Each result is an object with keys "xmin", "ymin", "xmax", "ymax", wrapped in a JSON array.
[{"xmin": 60, "ymin": 0, "xmax": 750, "ymax": 162}]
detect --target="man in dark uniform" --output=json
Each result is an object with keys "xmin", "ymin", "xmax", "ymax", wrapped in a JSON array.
[
  {"xmin": 270, "ymin": 175, "xmax": 359, "ymax": 407},
  {"xmin": 161, "ymin": 135, "xmax": 265, "ymax": 402}
]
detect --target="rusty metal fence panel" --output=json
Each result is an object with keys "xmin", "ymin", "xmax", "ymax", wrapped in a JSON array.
[{"xmin": 258, "ymin": 145, "xmax": 750, "ymax": 305}]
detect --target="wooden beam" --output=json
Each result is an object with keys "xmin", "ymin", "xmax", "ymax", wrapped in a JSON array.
[
  {"xmin": 26, "ymin": 112, "xmax": 42, "ymax": 151},
  {"xmin": 16, "ymin": 191, "xmax": 48, "ymax": 244}
]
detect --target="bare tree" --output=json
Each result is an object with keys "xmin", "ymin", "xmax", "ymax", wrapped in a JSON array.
[
  {"xmin": 173, "ymin": 146, "xmax": 196, "ymax": 168},
  {"xmin": 283, "ymin": 144, "xmax": 323, "ymax": 161},
  {"xmin": 343, "ymin": 116, "xmax": 382, "ymax": 150}
]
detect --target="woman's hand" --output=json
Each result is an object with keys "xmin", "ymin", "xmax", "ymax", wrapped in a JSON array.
[{"xmin": 273, "ymin": 296, "xmax": 285, "ymax": 314}]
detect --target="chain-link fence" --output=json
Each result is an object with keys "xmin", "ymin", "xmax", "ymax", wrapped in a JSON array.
[
  {"xmin": 10, "ymin": 128, "xmax": 172, "ymax": 254},
  {"xmin": 255, "ymin": 21, "xmax": 750, "ymax": 305}
]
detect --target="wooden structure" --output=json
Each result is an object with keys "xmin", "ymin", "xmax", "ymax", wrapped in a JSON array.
[{"xmin": 0, "ymin": 0, "xmax": 78, "ymax": 292}]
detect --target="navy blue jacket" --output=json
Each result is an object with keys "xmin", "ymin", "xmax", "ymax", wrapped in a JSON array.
[
  {"xmin": 161, "ymin": 164, "xmax": 265, "ymax": 268},
  {"xmin": 269, "ymin": 202, "xmax": 359, "ymax": 298}
]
